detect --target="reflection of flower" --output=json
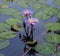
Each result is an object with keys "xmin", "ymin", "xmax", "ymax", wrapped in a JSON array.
[
  {"xmin": 22, "ymin": 9, "xmax": 32, "ymax": 18},
  {"xmin": 25, "ymin": 18, "xmax": 39, "ymax": 26}
]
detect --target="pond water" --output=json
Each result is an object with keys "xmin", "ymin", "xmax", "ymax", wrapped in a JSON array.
[{"xmin": 0, "ymin": 0, "xmax": 60, "ymax": 56}]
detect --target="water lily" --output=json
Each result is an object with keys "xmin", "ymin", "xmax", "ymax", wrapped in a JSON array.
[
  {"xmin": 25, "ymin": 18, "xmax": 39, "ymax": 26},
  {"xmin": 22, "ymin": 9, "xmax": 33, "ymax": 18}
]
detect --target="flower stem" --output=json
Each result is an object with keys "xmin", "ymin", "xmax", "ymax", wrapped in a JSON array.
[
  {"xmin": 30, "ymin": 24, "xmax": 33, "ymax": 41},
  {"xmin": 23, "ymin": 22, "xmax": 28, "ymax": 37}
]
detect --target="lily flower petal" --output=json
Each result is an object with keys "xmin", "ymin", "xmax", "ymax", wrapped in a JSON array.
[
  {"xmin": 25, "ymin": 18, "xmax": 39, "ymax": 26},
  {"xmin": 22, "ymin": 9, "xmax": 33, "ymax": 18}
]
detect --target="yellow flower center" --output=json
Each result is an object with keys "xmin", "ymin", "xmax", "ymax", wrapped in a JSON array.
[
  {"xmin": 25, "ymin": 11, "xmax": 29, "ymax": 15},
  {"xmin": 29, "ymin": 19, "xmax": 35, "ymax": 23}
]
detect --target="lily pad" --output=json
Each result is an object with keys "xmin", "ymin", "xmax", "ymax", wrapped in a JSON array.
[
  {"xmin": 0, "ymin": 38, "xmax": 5, "ymax": 42},
  {"xmin": 30, "ymin": 3, "xmax": 43, "ymax": 10},
  {"xmin": 34, "ymin": 6, "xmax": 53, "ymax": 20},
  {"xmin": 45, "ymin": 34, "xmax": 60, "ymax": 44},
  {"xmin": 57, "ymin": 52, "xmax": 60, "ymax": 56},
  {"xmin": 54, "ymin": 0, "xmax": 60, "ymax": 6},
  {"xmin": 44, "ymin": 22, "xmax": 60, "ymax": 31},
  {"xmin": 0, "ymin": 23, "xmax": 10, "ymax": 32},
  {"xmin": 17, "ymin": 0, "xmax": 29, "ymax": 8},
  {"xmin": 35, "ymin": 43, "xmax": 56, "ymax": 55},
  {"xmin": 34, "ymin": 5, "xmax": 59, "ymax": 20},
  {"xmin": 0, "ymin": 54, "xmax": 4, "ymax": 56},
  {"xmin": 0, "ymin": 40, "xmax": 9, "ymax": 49},
  {"xmin": 11, "ymin": 24, "xmax": 22, "ymax": 31},
  {"xmin": 57, "ymin": 13, "xmax": 60, "ymax": 19},
  {"xmin": 5, "ymin": 18, "xmax": 22, "ymax": 25},
  {"xmin": 0, "ymin": 8, "xmax": 22, "ymax": 19},
  {"xmin": 40, "ymin": 0, "xmax": 46, "ymax": 3},
  {"xmin": 0, "ymin": 31, "xmax": 16, "ymax": 39}
]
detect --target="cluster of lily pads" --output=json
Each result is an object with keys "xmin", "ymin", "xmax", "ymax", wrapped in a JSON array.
[{"xmin": 0, "ymin": 0, "xmax": 60, "ymax": 56}]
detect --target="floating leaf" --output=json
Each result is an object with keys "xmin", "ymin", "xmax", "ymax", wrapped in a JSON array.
[
  {"xmin": 17, "ymin": 0, "xmax": 29, "ymax": 8},
  {"xmin": 0, "ymin": 54, "xmax": 4, "ymax": 56},
  {"xmin": 45, "ymin": 34, "xmax": 60, "ymax": 44},
  {"xmin": 0, "ymin": 8, "xmax": 22, "ymax": 20},
  {"xmin": 0, "ymin": 4, "xmax": 8, "ymax": 8},
  {"xmin": 0, "ymin": 38, "xmax": 5, "ymax": 42},
  {"xmin": 44, "ymin": 22, "xmax": 60, "ymax": 31},
  {"xmin": 0, "ymin": 23, "xmax": 10, "ymax": 32},
  {"xmin": 54, "ymin": 0, "xmax": 60, "ymax": 6},
  {"xmin": 39, "ymin": 0, "xmax": 46, "ymax": 3},
  {"xmin": 0, "ymin": 31, "xmax": 16, "ymax": 39},
  {"xmin": 35, "ymin": 43, "xmax": 56, "ymax": 55},
  {"xmin": 11, "ymin": 24, "xmax": 22, "ymax": 31},
  {"xmin": 57, "ymin": 52, "xmax": 60, "ymax": 56},
  {"xmin": 0, "ymin": 40, "xmax": 9, "ymax": 49},
  {"xmin": 57, "ymin": 13, "xmax": 60, "ymax": 19},
  {"xmin": 0, "ymin": 8, "xmax": 17, "ymax": 15},
  {"xmin": 6, "ymin": 0, "xmax": 14, "ymax": 3},
  {"xmin": 30, "ymin": 3, "xmax": 43, "ymax": 10},
  {"xmin": 5, "ymin": 18, "xmax": 22, "ymax": 25},
  {"xmin": 34, "ymin": 5, "xmax": 59, "ymax": 20}
]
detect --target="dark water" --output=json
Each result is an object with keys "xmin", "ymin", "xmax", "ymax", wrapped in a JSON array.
[{"xmin": 0, "ymin": 0, "xmax": 59, "ymax": 56}]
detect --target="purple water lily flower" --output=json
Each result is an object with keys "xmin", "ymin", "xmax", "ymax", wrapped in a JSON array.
[
  {"xmin": 22, "ymin": 9, "xmax": 33, "ymax": 18},
  {"xmin": 25, "ymin": 18, "xmax": 39, "ymax": 26}
]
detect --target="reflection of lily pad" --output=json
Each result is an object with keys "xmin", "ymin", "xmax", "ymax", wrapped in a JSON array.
[
  {"xmin": 0, "ymin": 40, "xmax": 9, "ymax": 49},
  {"xmin": 35, "ymin": 43, "xmax": 56, "ymax": 55},
  {"xmin": 44, "ymin": 22, "xmax": 60, "ymax": 31},
  {"xmin": 0, "ymin": 23, "xmax": 10, "ymax": 32},
  {"xmin": 5, "ymin": 18, "xmax": 22, "ymax": 25},
  {"xmin": 0, "ymin": 54, "xmax": 4, "ymax": 56},
  {"xmin": 0, "ymin": 31, "xmax": 16, "ymax": 39},
  {"xmin": 45, "ymin": 34, "xmax": 60, "ymax": 44}
]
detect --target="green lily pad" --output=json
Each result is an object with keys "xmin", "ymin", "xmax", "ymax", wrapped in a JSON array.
[
  {"xmin": 45, "ymin": 34, "xmax": 60, "ymax": 44},
  {"xmin": 30, "ymin": 3, "xmax": 43, "ymax": 10},
  {"xmin": 17, "ymin": 0, "xmax": 29, "ymax": 8},
  {"xmin": 0, "ymin": 54, "xmax": 4, "ymax": 56},
  {"xmin": 44, "ymin": 22, "xmax": 60, "ymax": 31},
  {"xmin": 54, "ymin": 0, "xmax": 60, "ymax": 6},
  {"xmin": 5, "ymin": 18, "xmax": 22, "ymax": 25},
  {"xmin": 0, "ymin": 8, "xmax": 17, "ymax": 15},
  {"xmin": 34, "ymin": 5, "xmax": 59, "ymax": 20},
  {"xmin": 57, "ymin": 52, "xmax": 60, "ymax": 56},
  {"xmin": 40, "ymin": 0, "xmax": 46, "ymax": 3},
  {"xmin": 0, "ymin": 8, "xmax": 22, "ymax": 20},
  {"xmin": 0, "ymin": 37, "xmax": 5, "ymax": 42},
  {"xmin": 34, "ymin": 6, "xmax": 53, "ymax": 20},
  {"xmin": 0, "ymin": 40, "xmax": 9, "ymax": 49},
  {"xmin": 0, "ymin": 31, "xmax": 16, "ymax": 39},
  {"xmin": 57, "ymin": 13, "xmax": 60, "ymax": 19},
  {"xmin": 0, "ymin": 23, "xmax": 10, "ymax": 32},
  {"xmin": 35, "ymin": 43, "xmax": 56, "ymax": 55},
  {"xmin": 12, "ymin": 24, "xmax": 22, "ymax": 31}
]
